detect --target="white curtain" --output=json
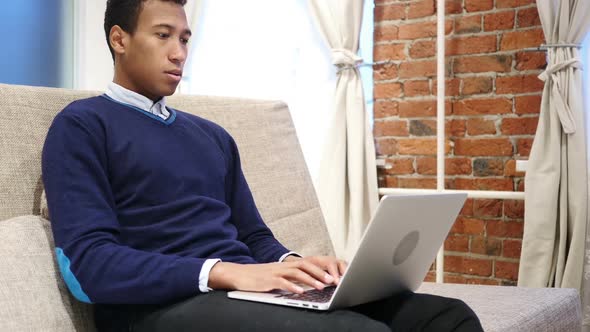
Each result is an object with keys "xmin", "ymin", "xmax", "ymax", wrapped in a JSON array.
[
  {"xmin": 518, "ymin": 0, "xmax": 590, "ymax": 328},
  {"xmin": 307, "ymin": 0, "xmax": 379, "ymax": 260}
]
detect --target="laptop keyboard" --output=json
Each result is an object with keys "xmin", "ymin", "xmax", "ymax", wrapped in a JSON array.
[{"xmin": 273, "ymin": 286, "xmax": 336, "ymax": 303}]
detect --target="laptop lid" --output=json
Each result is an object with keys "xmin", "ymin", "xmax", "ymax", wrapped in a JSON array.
[
  {"xmin": 329, "ymin": 193, "xmax": 467, "ymax": 309},
  {"xmin": 228, "ymin": 193, "xmax": 467, "ymax": 311}
]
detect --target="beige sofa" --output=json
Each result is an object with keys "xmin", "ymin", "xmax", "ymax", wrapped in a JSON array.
[{"xmin": 0, "ymin": 83, "xmax": 582, "ymax": 331}]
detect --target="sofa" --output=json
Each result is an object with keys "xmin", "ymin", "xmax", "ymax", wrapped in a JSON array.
[{"xmin": 0, "ymin": 82, "xmax": 582, "ymax": 331}]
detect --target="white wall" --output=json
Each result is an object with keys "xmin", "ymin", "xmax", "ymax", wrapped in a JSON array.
[
  {"xmin": 60, "ymin": 1, "xmax": 74, "ymax": 88},
  {"xmin": 73, "ymin": 0, "xmax": 113, "ymax": 91}
]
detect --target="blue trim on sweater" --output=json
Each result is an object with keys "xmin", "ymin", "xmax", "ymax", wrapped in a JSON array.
[
  {"xmin": 55, "ymin": 248, "xmax": 92, "ymax": 303},
  {"xmin": 100, "ymin": 94, "xmax": 176, "ymax": 125}
]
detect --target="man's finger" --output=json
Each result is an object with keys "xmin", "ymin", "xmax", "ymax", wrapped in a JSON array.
[
  {"xmin": 279, "ymin": 278, "xmax": 305, "ymax": 294},
  {"xmin": 284, "ymin": 268, "xmax": 325, "ymax": 291},
  {"xmin": 338, "ymin": 260, "xmax": 348, "ymax": 276},
  {"xmin": 307, "ymin": 256, "xmax": 342, "ymax": 285},
  {"xmin": 325, "ymin": 261, "xmax": 340, "ymax": 284},
  {"xmin": 295, "ymin": 260, "xmax": 334, "ymax": 285}
]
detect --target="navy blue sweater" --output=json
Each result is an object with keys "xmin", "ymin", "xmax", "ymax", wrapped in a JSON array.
[{"xmin": 41, "ymin": 95, "xmax": 290, "ymax": 304}]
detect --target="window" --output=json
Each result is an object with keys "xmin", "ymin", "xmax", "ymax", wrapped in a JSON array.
[{"xmin": 184, "ymin": 0, "xmax": 374, "ymax": 184}]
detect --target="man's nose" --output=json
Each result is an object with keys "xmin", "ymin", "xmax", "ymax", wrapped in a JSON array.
[{"xmin": 169, "ymin": 41, "xmax": 187, "ymax": 64}]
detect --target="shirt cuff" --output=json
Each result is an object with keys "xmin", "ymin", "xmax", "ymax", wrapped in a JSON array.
[
  {"xmin": 278, "ymin": 251, "xmax": 302, "ymax": 262},
  {"xmin": 199, "ymin": 258, "xmax": 221, "ymax": 292}
]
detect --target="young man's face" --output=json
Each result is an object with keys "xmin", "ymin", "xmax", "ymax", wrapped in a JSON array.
[{"xmin": 115, "ymin": 0, "xmax": 191, "ymax": 101}]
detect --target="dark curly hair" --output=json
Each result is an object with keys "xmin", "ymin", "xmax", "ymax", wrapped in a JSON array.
[{"xmin": 104, "ymin": 0, "xmax": 188, "ymax": 61}]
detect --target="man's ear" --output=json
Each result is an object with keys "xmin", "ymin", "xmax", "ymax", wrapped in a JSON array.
[{"xmin": 110, "ymin": 25, "xmax": 127, "ymax": 57}]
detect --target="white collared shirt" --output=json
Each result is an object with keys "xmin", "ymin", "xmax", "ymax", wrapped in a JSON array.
[{"xmin": 105, "ymin": 82, "xmax": 171, "ymax": 120}]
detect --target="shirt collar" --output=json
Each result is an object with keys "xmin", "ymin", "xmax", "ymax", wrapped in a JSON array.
[{"xmin": 105, "ymin": 82, "xmax": 170, "ymax": 120}]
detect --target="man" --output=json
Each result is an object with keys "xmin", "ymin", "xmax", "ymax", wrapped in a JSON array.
[{"xmin": 42, "ymin": 0, "xmax": 483, "ymax": 331}]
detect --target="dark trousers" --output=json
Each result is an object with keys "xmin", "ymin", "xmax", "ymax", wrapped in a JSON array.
[{"xmin": 95, "ymin": 291, "xmax": 483, "ymax": 332}]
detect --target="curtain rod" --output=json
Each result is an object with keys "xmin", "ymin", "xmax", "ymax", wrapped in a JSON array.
[{"xmin": 522, "ymin": 43, "xmax": 582, "ymax": 52}]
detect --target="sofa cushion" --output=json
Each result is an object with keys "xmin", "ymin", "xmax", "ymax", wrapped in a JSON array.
[
  {"xmin": 0, "ymin": 84, "xmax": 97, "ymax": 221},
  {"xmin": 40, "ymin": 189, "xmax": 50, "ymax": 220},
  {"xmin": 0, "ymin": 215, "xmax": 95, "ymax": 331},
  {"xmin": 417, "ymin": 282, "xmax": 581, "ymax": 332}
]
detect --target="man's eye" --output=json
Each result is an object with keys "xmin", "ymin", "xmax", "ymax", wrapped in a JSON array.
[
  {"xmin": 157, "ymin": 33, "xmax": 170, "ymax": 38},
  {"xmin": 181, "ymin": 38, "xmax": 189, "ymax": 45}
]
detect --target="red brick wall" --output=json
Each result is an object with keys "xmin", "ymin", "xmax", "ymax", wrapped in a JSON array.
[{"xmin": 373, "ymin": 0, "xmax": 545, "ymax": 285}]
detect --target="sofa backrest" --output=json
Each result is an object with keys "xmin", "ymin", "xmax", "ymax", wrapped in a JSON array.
[
  {"xmin": 0, "ymin": 83, "xmax": 333, "ymax": 331},
  {"xmin": 0, "ymin": 83, "xmax": 333, "ymax": 256}
]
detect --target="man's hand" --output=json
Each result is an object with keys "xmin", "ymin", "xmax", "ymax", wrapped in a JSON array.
[
  {"xmin": 283, "ymin": 255, "xmax": 347, "ymax": 285},
  {"xmin": 209, "ymin": 256, "xmax": 348, "ymax": 294}
]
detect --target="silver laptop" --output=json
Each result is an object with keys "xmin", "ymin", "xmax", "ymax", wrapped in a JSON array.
[{"xmin": 228, "ymin": 193, "xmax": 467, "ymax": 311}]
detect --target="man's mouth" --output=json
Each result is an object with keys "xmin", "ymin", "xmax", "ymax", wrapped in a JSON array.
[{"xmin": 165, "ymin": 70, "xmax": 182, "ymax": 81}]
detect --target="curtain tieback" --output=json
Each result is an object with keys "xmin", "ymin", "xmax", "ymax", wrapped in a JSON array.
[
  {"xmin": 538, "ymin": 57, "xmax": 583, "ymax": 135},
  {"xmin": 332, "ymin": 48, "xmax": 363, "ymax": 74}
]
